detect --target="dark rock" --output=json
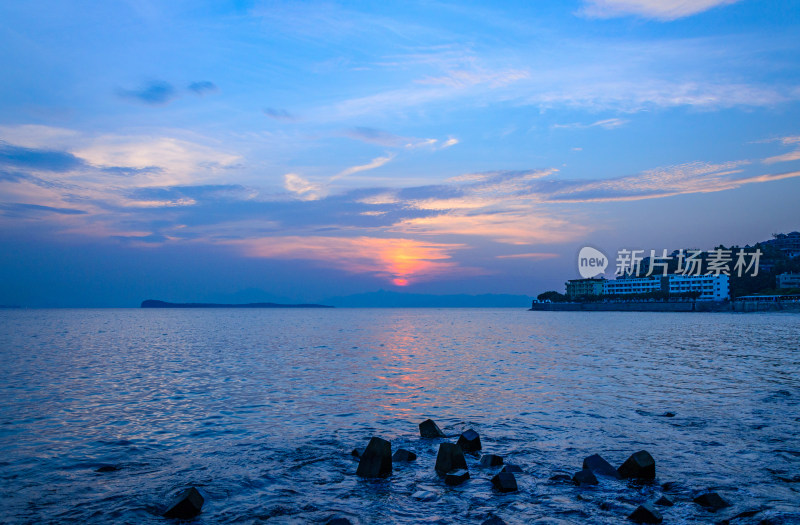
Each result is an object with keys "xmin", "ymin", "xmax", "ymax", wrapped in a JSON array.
[
  {"xmin": 445, "ymin": 469, "xmax": 470, "ymax": 486},
  {"xmin": 618, "ymin": 451, "xmax": 656, "ymax": 480},
  {"xmin": 95, "ymin": 465, "xmax": 119, "ymax": 472},
  {"xmin": 583, "ymin": 454, "xmax": 621, "ymax": 479},
  {"xmin": 457, "ymin": 429, "xmax": 482, "ymax": 453},
  {"xmin": 502, "ymin": 464, "xmax": 523, "ymax": 473},
  {"xmin": 480, "ymin": 454, "xmax": 503, "ymax": 467},
  {"xmin": 163, "ymin": 487, "xmax": 204, "ymax": 519},
  {"xmin": 654, "ymin": 495, "xmax": 674, "ymax": 506},
  {"xmin": 435, "ymin": 443, "xmax": 467, "ymax": 475},
  {"xmin": 482, "ymin": 516, "xmax": 507, "ymax": 525},
  {"xmin": 326, "ymin": 518, "xmax": 353, "ymax": 525},
  {"xmin": 661, "ymin": 481, "xmax": 680, "ymax": 492},
  {"xmin": 661, "ymin": 412, "xmax": 676, "ymax": 417},
  {"xmin": 491, "ymin": 472, "xmax": 518, "ymax": 493},
  {"xmin": 693, "ymin": 492, "xmax": 731, "ymax": 510},
  {"xmin": 656, "ymin": 496, "xmax": 675, "ymax": 507},
  {"xmin": 419, "ymin": 419, "xmax": 445, "ymax": 438},
  {"xmin": 549, "ymin": 473, "xmax": 573, "ymax": 482},
  {"xmin": 350, "ymin": 448, "xmax": 361, "ymax": 458},
  {"xmin": 392, "ymin": 448, "xmax": 417, "ymax": 462},
  {"xmin": 573, "ymin": 468, "xmax": 599, "ymax": 486},
  {"xmin": 356, "ymin": 436, "xmax": 392, "ymax": 478},
  {"xmin": 628, "ymin": 503, "xmax": 663, "ymax": 523}
]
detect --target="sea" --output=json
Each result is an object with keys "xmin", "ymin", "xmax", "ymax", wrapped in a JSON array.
[{"xmin": 0, "ymin": 308, "xmax": 798, "ymax": 524}]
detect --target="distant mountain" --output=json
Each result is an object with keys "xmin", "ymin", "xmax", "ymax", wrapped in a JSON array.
[
  {"xmin": 322, "ymin": 290, "xmax": 532, "ymax": 308},
  {"xmin": 141, "ymin": 300, "xmax": 333, "ymax": 309}
]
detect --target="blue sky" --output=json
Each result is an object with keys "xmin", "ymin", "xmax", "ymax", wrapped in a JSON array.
[{"xmin": 1, "ymin": 0, "xmax": 799, "ymax": 306}]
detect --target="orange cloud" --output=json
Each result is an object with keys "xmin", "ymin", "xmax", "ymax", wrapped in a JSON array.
[{"xmin": 227, "ymin": 236, "xmax": 481, "ymax": 285}]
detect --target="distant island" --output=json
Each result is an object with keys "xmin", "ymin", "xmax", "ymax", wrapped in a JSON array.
[{"xmin": 141, "ymin": 300, "xmax": 333, "ymax": 309}]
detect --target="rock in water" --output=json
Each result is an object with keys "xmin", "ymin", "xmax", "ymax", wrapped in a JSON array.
[
  {"xmin": 618, "ymin": 451, "xmax": 656, "ymax": 480},
  {"xmin": 392, "ymin": 449, "xmax": 417, "ymax": 462},
  {"xmin": 435, "ymin": 443, "xmax": 468, "ymax": 475},
  {"xmin": 573, "ymin": 468, "xmax": 599, "ymax": 486},
  {"xmin": 480, "ymin": 454, "xmax": 503, "ymax": 467},
  {"xmin": 163, "ymin": 487, "xmax": 204, "ymax": 519},
  {"xmin": 95, "ymin": 465, "xmax": 119, "ymax": 473},
  {"xmin": 482, "ymin": 516, "xmax": 507, "ymax": 525},
  {"xmin": 654, "ymin": 495, "xmax": 674, "ymax": 507},
  {"xmin": 356, "ymin": 437, "xmax": 392, "ymax": 478},
  {"xmin": 501, "ymin": 464, "xmax": 523, "ymax": 473},
  {"xmin": 457, "ymin": 429, "xmax": 482, "ymax": 453},
  {"xmin": 491, "ymin": 472, "xmax": 518, "ymax": 493},
  {"xmin": 628, "ymin": 503, "xmax": 663, "ymax": 523},
  {"xmin": 326, "ymin": 518, "xmax": 353, "ymax": 525},
  {"xmin": 419, "ymin": 419, "xmax": 445, "ymax": 438},
  {"xmin": 445, "ymin": 469, "xmax": 470, "ymax": 486},
  {"xmin": 693, "ymin": 492, "xmax": 731, "ymax": 510},
  {"xmin": 583, "ymin": 454, "xmax": 621, "ymax": 479}
]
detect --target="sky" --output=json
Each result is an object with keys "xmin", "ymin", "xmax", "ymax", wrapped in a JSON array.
[{"xmin": 1, "ymin": 0, "xmax": 799, "ymax": 307}]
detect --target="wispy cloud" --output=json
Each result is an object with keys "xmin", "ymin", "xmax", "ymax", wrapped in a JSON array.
[
  {"xmin": 263, "ymin": 107, "xmax": 298, "ymax": 121},
  {"xmin": 117, "ymin": 80, "xmax": 177, "ymax": 106},
  {"xmin": 553, "ymin": 118, "xmax": 629, "ymax": 130},
  {"xmin": 188, "ymin": 81, "xmax": 218, "ymax": 95},
  {"xmin": 762, "ymin": 136, "xmax": 800, "ymax": 164},
  {"xmin": 331, "ymin": 154, "xmax": 394, "ymax": 180},
  {"xmin": 579, "ymin": 0, "xmax": 741, "ymax": 20},
  {"xmin": 284, "ymin": 173, "xmax": 324, "ymax": 201},
  {"xmin": 0, "ymin": 141, "xmax": 86, "ymax": 172}
]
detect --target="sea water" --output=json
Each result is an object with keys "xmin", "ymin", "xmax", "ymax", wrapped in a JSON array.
[{"xmin": 0, "ymin": 308, "xmax": 798, "ymax": 523}]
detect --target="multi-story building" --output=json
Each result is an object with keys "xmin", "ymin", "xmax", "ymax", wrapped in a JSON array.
[
  {"xmin": 603, "ymin": 276, "xmax": 662, "ymax": 296},
  {"xmin": 665, "ymin": 274, "xmax": 729, "ymax": 301},
  {"xmin": 763, "ymin": 232, "xmax": 800, "ymax": 259},
  {"xmin": 565, "ymin": 277, "xmax": 606, "ymax": 298},
  {"xmin": 601, "ymin": 274, "xmax": 729, "ymax": 301},
  {"xmin": 777, "ymin": 273, "xmax": 800, "ymax": 289}
]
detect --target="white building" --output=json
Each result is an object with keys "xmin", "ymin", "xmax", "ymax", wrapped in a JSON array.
[
  {"xmin": 602, "ymin": 274, "xmax": 729, "ymax": 301},
  {"xmin": 603, "ymin": 276, "xmax": 661, "ymax": 296},
  {"xmin": 666, "ymin": 274, "xmax": 729, "ymax": 301}
]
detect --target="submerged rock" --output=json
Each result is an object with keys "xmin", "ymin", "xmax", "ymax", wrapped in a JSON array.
[
  {"xmin": 583, "ymin": 454, "xmax": 621, "ymax": 479},
  {"xmin": 457, "ymin": 429, "xmax": 482, "ymax": 453},
  {"xmin": 501, "ymin": 464, "xmax": 523, "ymax": 473},
  {"xmin": 356, "ymin": 437, "xmax": 392, "ymax": 478},
  {"xmin": 480, "ymin": 454, "xmax": 503, "ymax": 467},
  {"xmin": 693, "ymin": 492, "xmax": 731, "ymax": 510},
  {"xmin": 419, "ymin": 419, "xmax": 445, "ymax": 438},
  {"xmin": 326, "ymin": 518, "xmax": 353, "ymax": 525},
  {"xmin": 573, "ymin": 468, "xmax": 599, "ymax": 486},
  {"xmin": 445, "ymin": 469, "xmax": 470, "ymax": 486},
  {"xmin": 163, "ymin": 487, "xmax": 204, "ymax": 519},
  {"xmin": 435, "ymin": 443, "xmax": 468, "ymax": 475},
  {"xmin": 628, "ymin": 502, "xmax": 663, "ymax": 523},
  {"xmin": 95, "ymin": 465, "xmax": 119, "ymax": 473},
  {"xmin": 392, "ymin": 449, "xmax": 417, "ymax": 462},
  {"xmin": 618, "ymin": 451, "xmax": 656, "ymax": 480},
  {"xmin": 491, "ymin": 472, "xmax": 518, "ymax": 493},
  {"xmin": 412, "ymin": 490, "xmax": 438, "ymax": 501},
  {"xmin": 661, "ymin": 412, "xmax": 676, "ymax": 418},
  {"xmin": 654, "ymin": 495, "xmax": 674, "ymax": 507},
  {"xmin": 549, "ymin": 473, "xmax": 573, "ymax": 483}
]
